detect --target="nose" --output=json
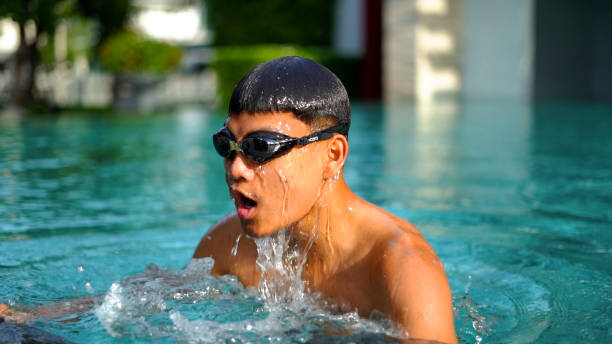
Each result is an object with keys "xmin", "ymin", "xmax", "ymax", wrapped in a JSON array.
[{"xmin": 225, "ymin": 153, "xmax": 255, "ymax": 184}]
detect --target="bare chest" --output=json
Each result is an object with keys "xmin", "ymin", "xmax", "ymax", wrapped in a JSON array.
[{"xmin": 306, "ymin": 264, "xmax": 386, "ymax": 316}]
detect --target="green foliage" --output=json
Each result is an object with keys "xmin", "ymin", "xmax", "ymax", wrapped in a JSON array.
[
  {"xmin": 99, "ymin": 31, "xmax": 183, "ymax": 74},
  {"xmin": 0, "ymin": 0, "xmax": 133, "ymax": 108},
  {"xmin": 40, "ymin": 17, "xmax": 96, "ymax": 68},
  {"xmin": 207, "ymin": 0, "xmax": 334, "ymax": 46},
  {"xmin": 0, "ymin": 0, "xmax": 70, "ymax": 33},
  {"xmin": 207, "ymin": 1, "xmax": 360, "ymax": 108},
  {"xmin": 213, "ymin": 45, "xmax": 360, "ymax": 109},
  {"xmin": 75, "ymin": 0, "xmax": 132, "ymax": 48}
]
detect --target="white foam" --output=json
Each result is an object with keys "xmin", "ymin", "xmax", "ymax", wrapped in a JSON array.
[{"xmin": 95, "ymin": 249, "xmax": 403, "ymax": 342}]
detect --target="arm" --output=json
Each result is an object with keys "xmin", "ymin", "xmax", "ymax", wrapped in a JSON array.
[
  {"xmin": 2, "ymin": 214, "xmax": 252, "ymax": 324},
  {"xmin": 0, "ymin": 215, "xmax": 241, "ymax": 324},
  {"xmin": 1, "ymin": 296, "xmax": 100, "ymax": 324},
  {"xmin": 382, "ymin": 247, "xmax": 457, "ymax": 344},
  {"xmin": 0, "ymin": 303, "xmax": 32, "ymax": 323},
  {"xmin": 1, "ymin": 215, "xmax": 244, "ymax": 325}
]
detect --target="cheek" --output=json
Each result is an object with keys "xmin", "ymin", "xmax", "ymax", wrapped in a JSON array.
[
  {"xmin": 223, "ymin": 161, "xmax": 231, "ymax": 183},
  {"xmin": 281, "ymin": 153, "xmax": 322, "ymax": 203},
  {"xmin": 263, "ymin": 153, "xmax": 323, "ymax": 212}
]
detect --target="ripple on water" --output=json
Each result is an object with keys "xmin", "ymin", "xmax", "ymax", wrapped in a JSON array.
[
  {"xmin": 449, "ymin": 255, "xmax": 551, "ymax": 344},
  {"xmin": 87, "ymin": 233, "xmax": 559, "ymax": 344}
]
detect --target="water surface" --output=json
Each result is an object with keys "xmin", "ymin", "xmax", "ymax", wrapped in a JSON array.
[{"xmin": 0, "ymin": 101, "xmax": 610, "ymax": 343}]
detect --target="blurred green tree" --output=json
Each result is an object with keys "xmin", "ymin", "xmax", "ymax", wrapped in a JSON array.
[
  {"xmin": 99, "ymin": 31, "xmax": 183, "ymax": 75},
  {"xmin": 206, "ymin": 0, "xmax": 361, "ymax": 108},
  {"xmin": 98, "ymin": 30, "xmax": 183, "ymax": 110},
  {"xmin": 74, "ymin": 0, "xmax": 132, "ymax": 50},
  {"xmin": 0, "ymin": 0, "xmax": 132, "ymax": 109},
  {"xmin": 207, "ymin": 0, "xmax": 334, "ymax": 46},
  {"xmin": 0, "ymin": 0, "xmax": 69, "ymax": 107}
]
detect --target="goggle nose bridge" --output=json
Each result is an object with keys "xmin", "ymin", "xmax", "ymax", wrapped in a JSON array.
[{"xmin": 228, "ymin": 140, "xmax": 243, "ymax": 154}]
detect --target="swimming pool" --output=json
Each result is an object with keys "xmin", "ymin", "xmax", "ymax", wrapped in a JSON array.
[{"xmin": 0, "ymin": 101, "xmax": 610, "ymax": 343}]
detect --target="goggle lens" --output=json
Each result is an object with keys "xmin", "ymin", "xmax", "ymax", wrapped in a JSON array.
[
  {"xmin": 212, "ymin": 123, "xmax": 347, "ymax": 163},
  {"xmin": 244, "ymin": 137, "xmax": 274, "ymax": 155},
  {"xmin": 213, "ymin": 134, "xmax": 233, "ymax": 158}
]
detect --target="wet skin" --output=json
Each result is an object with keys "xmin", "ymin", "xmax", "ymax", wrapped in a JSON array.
[{"xmin": 193, "ymin": 111, "xmax": 457, "ymax": 344}]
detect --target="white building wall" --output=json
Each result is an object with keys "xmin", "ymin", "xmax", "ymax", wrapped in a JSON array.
[{"xmin": 461, "ymin": 0, "xmax": 534, "ymax": 99}]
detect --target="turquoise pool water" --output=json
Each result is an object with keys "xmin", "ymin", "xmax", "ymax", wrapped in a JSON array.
[{"xmin": 0, "ymin": 101, "xmax": 610, "ymax": 343}]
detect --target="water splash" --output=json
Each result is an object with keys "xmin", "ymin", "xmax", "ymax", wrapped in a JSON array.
[
  {"xmin": 95, "ymin": 240, "xmax": 405, "ymax": 343},
  {"xmin": 454, "ymin": 294, "xmax": 489, "ymax": 344},
  {"xmin": 450, "ymin": 275, "xmax": 491, "ymax": 344},
  {"xmin": 253, "ymin": 228, "xmax": 312, "ymax": 307},
  {"xmin": 231, "ymin": 234, "xmax": 242, "ymax": 256},
  {"xmin": 95, "ymin": 259, "xmax": 246, "ymax": 339}
]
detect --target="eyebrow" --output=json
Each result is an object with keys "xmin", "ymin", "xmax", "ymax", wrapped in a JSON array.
[
  {"xmin": 225, "ymin": 124, "xmax": 294, "ymax": 139},
  {"xmin": 246, "ymin": 129, "xmax": 291, "ymax": 136}
]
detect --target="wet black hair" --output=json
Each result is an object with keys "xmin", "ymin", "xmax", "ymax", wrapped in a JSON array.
[{"xmin": 228, "ymin": 56, "xmax": 350, "ymax": 136}]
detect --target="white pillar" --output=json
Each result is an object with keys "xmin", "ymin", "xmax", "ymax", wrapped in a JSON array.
[{"xmin": 384, "ymin": 0, "xmax": 463, "ymax": 103}]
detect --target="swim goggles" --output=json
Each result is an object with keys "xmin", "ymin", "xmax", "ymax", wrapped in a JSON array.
[{"xmin": 212, "ymin": 123, "xmax": 348, "ymax": 163}]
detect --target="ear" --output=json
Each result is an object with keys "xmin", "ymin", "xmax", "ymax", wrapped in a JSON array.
[{"xmin": 322, "ymin": 134, "xmax": 349, "ymax": 180}]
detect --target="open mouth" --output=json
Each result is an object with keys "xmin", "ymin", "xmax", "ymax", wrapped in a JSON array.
[{"xmin": 233, "ymin": 190, "xmax": 257, "ymax": 219}]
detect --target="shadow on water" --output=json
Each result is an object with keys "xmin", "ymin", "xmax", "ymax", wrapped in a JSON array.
[{"xmin": 0, "ymin": 319, "xmax": 76, "ymax": 344}]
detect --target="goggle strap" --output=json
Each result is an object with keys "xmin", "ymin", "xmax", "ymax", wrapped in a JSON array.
[{"xmin": 295, "ymin": 123, "xmax": 348, "ymax": 146}]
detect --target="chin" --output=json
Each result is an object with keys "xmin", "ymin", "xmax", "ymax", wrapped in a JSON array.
[
  {"xmin": 240, "ymin": 219, "xmax": 269, "ymax": 238},
  {"xmin": 240, "ymin": 219, "xmax": 283, "ymax": 238}
]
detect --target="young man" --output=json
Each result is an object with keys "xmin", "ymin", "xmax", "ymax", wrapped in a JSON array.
[{"xmin": 193, "ymin": 56, "xmax": 457, "ymax": 344}]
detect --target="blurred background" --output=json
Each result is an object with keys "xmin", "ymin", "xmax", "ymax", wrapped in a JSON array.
[
  {"xmin": 0, "ymin": 0, "xmax": 610, "ymax": 113},
  {"xmin": 1, "ymin": 1, "xmax": 611, "ymax": 342}
]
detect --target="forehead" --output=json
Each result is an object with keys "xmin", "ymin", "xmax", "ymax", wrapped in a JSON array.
[{"xmin": 226, "ymin": 111, "xmax": 311, "ymax": 138}]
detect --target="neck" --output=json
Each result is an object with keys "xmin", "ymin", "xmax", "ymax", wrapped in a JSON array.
[{"xmin": 287, "ymin": 176, "xmax": 364, "ymax": 282}]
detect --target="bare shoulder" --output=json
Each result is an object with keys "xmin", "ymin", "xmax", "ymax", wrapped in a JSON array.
[
  {"xmin": 193, "ymin": 212, "xmax": 242, "ymax": 259},
  {"xmin": 192, "ymin": 212, "xmax": 245, "ymax": 277},
  {"xmin": 379, "ymin": 225, "xmax": 448, "ymax": 294},
  {"xmin": 192, "ymin": 212, "xmax": 259, "ymax": 285},
  {"xmin": 376, "ymin": 220, "xmax": 457, "ymax": 343}
]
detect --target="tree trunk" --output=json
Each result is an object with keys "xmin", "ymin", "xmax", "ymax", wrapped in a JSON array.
[{"xmin": 11, "ymin": 20, "xmax": 41, "ymax": 108}]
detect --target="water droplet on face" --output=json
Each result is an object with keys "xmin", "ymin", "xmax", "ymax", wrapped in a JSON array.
[
  {"xmin": 275, "ymin": 121, "xmax": 284, "ymax": 132},
  {"xmin": 274, "ymin": 168, "xmax": 290, "ymax": 224}
]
